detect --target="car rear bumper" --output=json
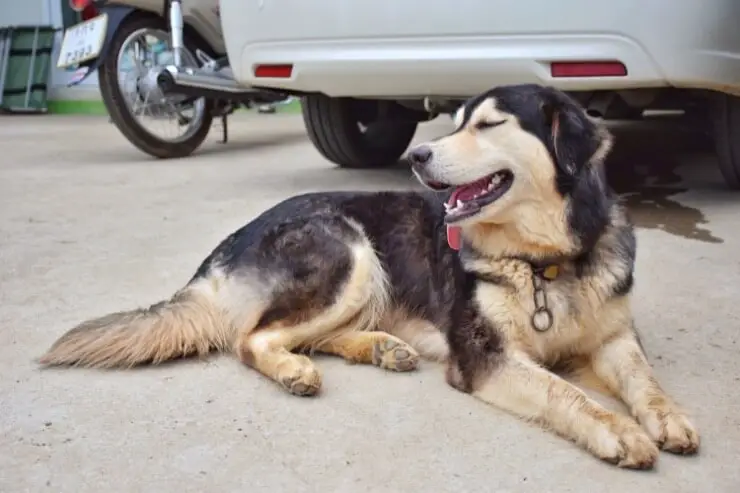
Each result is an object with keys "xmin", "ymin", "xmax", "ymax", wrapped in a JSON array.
[
  {"xmin": 232, "ymin": 34, "xmax": 668, "ymax": 97},
  {"xmin": 220, "ymin": 0, "xmax": 740, "ymax": 98}
]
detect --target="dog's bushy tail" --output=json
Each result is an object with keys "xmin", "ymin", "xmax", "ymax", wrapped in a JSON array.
[{"xmin": 38, "ymin": 288, "xmax": 230, "ymax": 368}]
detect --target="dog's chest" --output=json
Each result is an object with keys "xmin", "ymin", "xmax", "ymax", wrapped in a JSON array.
[
  {"xmin": 474, "ymin": 267, "xmax": 609, "ymax": 360},
  {"xmin": 524, "ymin": 278, "xmax": 589, "ymax": 352},
  {"xmin": 518, "ymin": 274, "xmax": 576, "ymax": 332}
]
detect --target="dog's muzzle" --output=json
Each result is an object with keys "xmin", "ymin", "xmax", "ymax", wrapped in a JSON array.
[{"xmin": 408, "ymin": 144, "xmax": 448, "ymax": 190}]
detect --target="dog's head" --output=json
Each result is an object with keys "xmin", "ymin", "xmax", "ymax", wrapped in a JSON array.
[{"xmin": 408, "ymin": 84, "xmax": 613, "ymax": 258}]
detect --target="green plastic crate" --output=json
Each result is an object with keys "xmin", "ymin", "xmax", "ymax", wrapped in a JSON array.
[{"xmin": 0, "ymin": 26, "xmax": 56, "ymax": 113}]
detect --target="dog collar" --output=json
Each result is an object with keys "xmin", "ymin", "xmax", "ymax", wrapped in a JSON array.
[{"xmin": 530, "ymin": 264, "xmax": 559, "ymax": 332}]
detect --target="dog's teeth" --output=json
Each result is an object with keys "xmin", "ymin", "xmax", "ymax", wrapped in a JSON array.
[
  {"xmin": 444, "ymin": 202, "xmax": 451, "ymax": 211},
  {"xmin": 456, "ymin": 200, "xmax": 464, "ymax": 208}
]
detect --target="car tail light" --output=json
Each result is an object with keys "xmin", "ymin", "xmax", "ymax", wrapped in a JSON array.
[
  {"xmin": 69, "ymin": 0, "xmax": 92, "ymax": 12},
  {"xmin": 254, "ymin": 64, "xmax": 293, "ymax": 78},
  {"xmin": 551, "ymin": 61, "xmax": 627, "ymax": 78}
]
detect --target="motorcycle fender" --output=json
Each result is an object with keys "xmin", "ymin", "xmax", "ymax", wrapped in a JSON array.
[{"xmin": 67, "ymin": 5, "xmax": 138, "ymax": 87}]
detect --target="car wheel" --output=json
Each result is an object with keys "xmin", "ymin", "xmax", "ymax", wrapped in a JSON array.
[
  {"xmin": 301, "ymin": 95, "xmax": 418, "ymax": 169},
  {"xmin": 712, "ymin": 93, "xmax": 740, "ymax": 189}
]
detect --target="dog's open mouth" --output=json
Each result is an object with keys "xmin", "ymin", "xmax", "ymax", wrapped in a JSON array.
[{"xmin": 436, "ymin": 170, "xmax": 514, "ymax": 223}]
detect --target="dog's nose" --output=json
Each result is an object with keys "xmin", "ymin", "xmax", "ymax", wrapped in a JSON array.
[{"xmin": 407, "ymin": 145, "xmax": 433, "ymax": 166}]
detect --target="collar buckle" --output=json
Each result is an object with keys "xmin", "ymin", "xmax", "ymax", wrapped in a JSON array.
[{"xmin": 534, "ymin": 264, "xmax": 560, "ymax": 281}]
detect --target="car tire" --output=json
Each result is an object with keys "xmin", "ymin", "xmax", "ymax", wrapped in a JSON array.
[
  {"xmin": 712, "ymin": 93, "xmax": 740, "ymax": 189},
  {"xmin": 301, "ymin": 95, "xmax": 418, "ymax": 169}
]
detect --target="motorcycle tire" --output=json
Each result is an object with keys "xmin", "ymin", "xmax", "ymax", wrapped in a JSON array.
[{"xmin": 98, "ymin": 15, "xmax": 214, "ymax": 159}]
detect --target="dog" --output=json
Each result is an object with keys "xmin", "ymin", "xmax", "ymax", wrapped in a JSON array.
[{"xmin": 38, "ymin": 84, "xmax": 699, "ymax": 468}]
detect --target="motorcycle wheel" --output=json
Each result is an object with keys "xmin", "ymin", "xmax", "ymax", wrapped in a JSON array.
[{"xmin": 98, "ymin": 15, "xmax": 214, "ymax": 159}]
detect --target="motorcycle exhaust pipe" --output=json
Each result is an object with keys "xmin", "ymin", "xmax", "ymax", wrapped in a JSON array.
[
  {"xmin": 157, "ymin": 66, "xmax": 289, "ymax": 103},
  {"xmin": 158, "ymin": 66, "xmax": 255, "ymax": 94}
]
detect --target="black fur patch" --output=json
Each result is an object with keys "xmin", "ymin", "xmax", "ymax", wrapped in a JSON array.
[
  {"xmin": 573, "ymin": 213, "xmax": 637, "ymax": 298},
  {"xmin": 189, "ymin": 189, "xmax": 505, "ymax": 386},
  {"xmin": 612, "ymin": 272, "xmax": 635, "ymax": 297},
  {"xmin": 445, "ymin": 292, "xmax": 505, "ymax": 393}
]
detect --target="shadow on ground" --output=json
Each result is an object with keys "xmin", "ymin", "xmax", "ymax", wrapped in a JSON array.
[{"xmin": 194, "ymin": 129, "xmax": 308, "ymax": 157}]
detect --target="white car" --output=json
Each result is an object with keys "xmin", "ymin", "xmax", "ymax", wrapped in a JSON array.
[{"xmin": 220, "ymin": 0, "xmax": 740, "ymax": 189}]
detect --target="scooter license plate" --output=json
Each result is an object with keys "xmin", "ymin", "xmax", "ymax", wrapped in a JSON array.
[{"xmin": 56, "ymin": 13, "xmax": 108, "ymax": 69}]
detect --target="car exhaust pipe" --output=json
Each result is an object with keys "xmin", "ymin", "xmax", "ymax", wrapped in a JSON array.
[{"xmin": 585, "ymin": 92, "xmax": 615, "ymax": 119}]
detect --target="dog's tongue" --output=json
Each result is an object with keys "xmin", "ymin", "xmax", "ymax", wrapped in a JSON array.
[{"xmin": 447, "ymin": 225, "xmax": 461, "ymax": 250}]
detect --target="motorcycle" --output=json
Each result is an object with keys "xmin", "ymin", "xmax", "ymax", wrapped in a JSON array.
[{"xmin": 59, "ymin": 0, "xmax": 291, "ymax": 158}]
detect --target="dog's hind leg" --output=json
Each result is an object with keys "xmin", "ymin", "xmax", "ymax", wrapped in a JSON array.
[
  {"xmin": 234, "ymin": 224, "xmax": 390, "ymax": 396},
  {"xmin": 451, "ymin": 350, "xmax": 659, "ymax": 469},
  {"xmin": 590, "ymin": 330, "xmax": 700, "ymax": 455},
  {"xmin": 236, "ymin": 327, "xmax": 323, "ymax": 396},
  {"xmin": 314, "ymin": 331, "xmax": 420, "ymax": 371}
]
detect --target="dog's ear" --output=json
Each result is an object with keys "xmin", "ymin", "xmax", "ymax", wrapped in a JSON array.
[
  {"xmin": 540, "ymin": 87, "xmax": 613, "ymax": 251},
  {"xmin": 540, "ymin": 87, "xmax": 612, "ymax": 176}
]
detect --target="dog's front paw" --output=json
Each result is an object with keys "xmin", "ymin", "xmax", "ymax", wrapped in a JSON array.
[
  {"xmin": 639, "ymin": 407, "xmax": 700, "ymax": 455},
  {"xmin": 590, "ymin": 416, "xmax": 659, "ymax": 469}
]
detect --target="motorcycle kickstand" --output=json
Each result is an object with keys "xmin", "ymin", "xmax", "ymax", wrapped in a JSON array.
[{"xmin": 220, "ymin": 114, "xmax": 228, "ymax": 144}]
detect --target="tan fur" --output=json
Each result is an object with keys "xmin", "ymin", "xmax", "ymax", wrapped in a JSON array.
[
  {"xmin": 466, "ymin": 255, "xmax": 681, "ymax": 466},
  {"xmin": 590, "ymin": 333, "xmax": 700, "ymax": 453},
  {"xmin": 407, "ymin": 93, "xmax": 699, "ymax": 468},
  {"xmin": 37, "ymin": 287, "xmax": 231, "ymax": 368},
  {"xmin": 447, "ymin": 100, "xmax": 579, "ymax": 257},
  {"xmin": 470, "ymin": 350, "xmax": 659, "ymax": 468},
  {"xmin": 314, "ymin": 331, "xmax": 420, "ymax": 371},
  {"xmin": 462, "ymin": 223, "xmax": 699, "ymax": 465},
  {"xmin": 381, "ymin": 309, "xmax": 449, "ymax": 362},
  {"xmin": 559, "ymin": 357, "xmax": 618, "ymax": 398},
  {"xmin": 234, "ymin": 240, "xmax": 393, "ymax": 395},
  {"xmin": 38, "ymin": 237, "xmax": 391, "ymax": 379}
]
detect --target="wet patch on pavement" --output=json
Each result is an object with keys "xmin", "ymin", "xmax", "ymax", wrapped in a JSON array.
[{"xmin": 606, "ymin": 121, "xmax": 723, "ymax": 244}]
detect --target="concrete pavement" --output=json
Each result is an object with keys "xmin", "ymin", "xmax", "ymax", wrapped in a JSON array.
[{"xmin": 1, "ymin": 114, "xmax": 738, "ymax": 492}]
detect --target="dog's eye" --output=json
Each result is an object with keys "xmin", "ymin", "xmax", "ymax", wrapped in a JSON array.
[{"xmin": 474, "ymin": 120, "xmax": 506, "ymax": 131}]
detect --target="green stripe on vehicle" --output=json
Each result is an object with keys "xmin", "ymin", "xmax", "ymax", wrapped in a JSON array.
[
  {"xmin": 47, "ymin": 98, "xmax": 302, "ymax": 115},
  {"xmin": 48, "ymin": 99, "xmax": 108, "ymax": 115},
  {"xmin": 274, "ymin": 99, "xmax": 302, "ymax": 113}
]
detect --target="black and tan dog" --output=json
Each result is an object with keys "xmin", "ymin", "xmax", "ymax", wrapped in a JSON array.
[{"xmin": 39, "ymin": 84, "xmax": 699, "ymax": 468}]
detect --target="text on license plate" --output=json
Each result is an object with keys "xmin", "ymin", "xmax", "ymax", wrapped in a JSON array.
[{"xmin": 56, "ymin": 13, "xmax": 108, "ymax": 69}]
